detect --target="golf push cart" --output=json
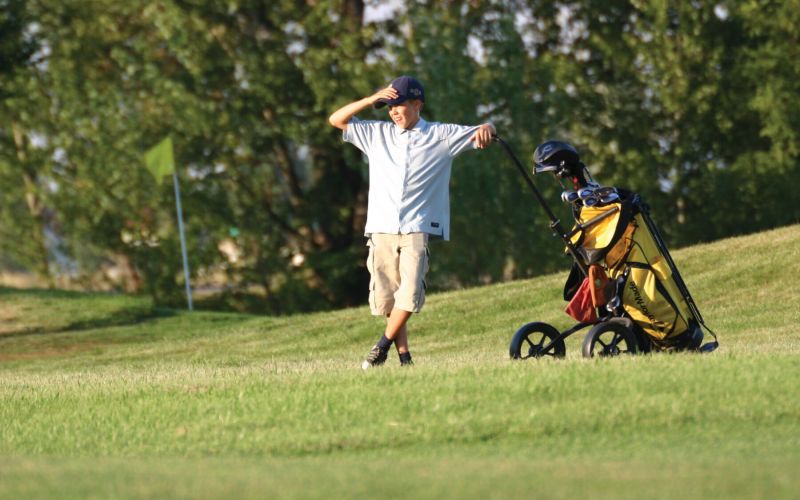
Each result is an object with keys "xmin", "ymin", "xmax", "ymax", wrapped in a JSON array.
[{"xmin": 493, "ymin": 137, "xmax": 719, "ymax": 359}]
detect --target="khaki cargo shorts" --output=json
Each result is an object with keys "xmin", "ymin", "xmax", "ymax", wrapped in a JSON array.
[{"xmin": 366, "ymin": 233, "xmax": 430, "ymax": 315}]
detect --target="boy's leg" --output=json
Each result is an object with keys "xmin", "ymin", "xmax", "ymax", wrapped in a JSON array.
[
  {"xmin": 363, "ymin": 233, "xmax": 427, "ymax": 368},
  {"xmin": 366, "ymin": 234, "xmax": 400, "ymax": 317},
  {"xmin": 389, "ymin": 233, "xmax": 428, "ymax": 361},
  {"xmin": 392, "ymin": 319, "xmax": 413, "ymax": 364},
  {"xmin": 362, "ymin": 234, "xmax": 401, "ymax": 369},
  {"xmin": 385, "ymin": 309, "xmax": 410, "ymax": 354}
]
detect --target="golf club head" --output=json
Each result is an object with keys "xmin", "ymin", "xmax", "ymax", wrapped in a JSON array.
[
  {"xmin": 578, "ymin": 187, "xmax": 596, "ymax": 199},
  {"xmin": 594, "ymin": 186, "xmax": 616, "ymax": 198},
  {"xmin": 582, "ymin": 196, "xmax": 599, "ymax": 207},
  {"xmin": 561, "ymin": 190, "xmax": 580, "ymax": 204},
  {"xmin": 533, "ymin": 164, "xmax": 559, "ymax": 175},
  {"xmin": 599, "ymin": 192, "xmax": 620, "ymax": 204},
  {"xmin": 532, "ymin": 140, "xmax": 583, "ymax": 180}
]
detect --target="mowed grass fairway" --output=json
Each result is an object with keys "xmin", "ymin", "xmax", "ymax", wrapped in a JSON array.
[{"xmin": 1, "ymin": 225, "xmax": 799, "ymax": 499}]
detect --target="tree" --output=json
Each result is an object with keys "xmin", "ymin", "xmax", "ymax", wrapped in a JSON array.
[
  {"xmin": 1, "ymin": 0, "xmax": 394, "ymax": 311},
  {"xmin": 1, "ymin": 0, "xmax": 797, "ymax": 313},
  {"xmin": 0, "ymin": 0, "xmax": 54, "ymax": 282}
]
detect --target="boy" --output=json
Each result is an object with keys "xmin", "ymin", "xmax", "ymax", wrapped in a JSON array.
[{"xmin": 329, "ymin": 76, "xmax": 495, "ymax": 368}]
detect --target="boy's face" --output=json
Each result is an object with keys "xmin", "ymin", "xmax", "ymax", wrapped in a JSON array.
[{"xmin": 388, "ymin": 99, "xmax": 423, "ymax": 129}]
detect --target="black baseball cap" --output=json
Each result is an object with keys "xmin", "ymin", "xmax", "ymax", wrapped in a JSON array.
[{"xmin": 374, "ymin": 76, "xmax": 425, "ymax": 109}]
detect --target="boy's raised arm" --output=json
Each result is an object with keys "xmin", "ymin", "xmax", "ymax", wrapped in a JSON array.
[{"xmin": 328, "ymin": 86, "xmax": 398, "ymax": 131}]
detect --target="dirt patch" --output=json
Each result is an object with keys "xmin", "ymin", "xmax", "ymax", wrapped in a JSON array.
[
  {"xmin": 0, "ymin": 304, "xmax": 25, "ymax": 335},
  {"xmin": 0, "ymin": 342, "xmax": 105, "ymax": 362}
]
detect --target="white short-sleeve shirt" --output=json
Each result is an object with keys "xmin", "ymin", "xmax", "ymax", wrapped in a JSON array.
[{"xmin": 343, "ymin": 117, "xmax": 480, "ymax": 241}]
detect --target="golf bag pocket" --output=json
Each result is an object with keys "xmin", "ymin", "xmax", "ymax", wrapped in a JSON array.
[
  {"xmin": 565, "ymin": 277, "xmax": 597, "ymax": 323},
  {"xmin": 605, "ymin": 222, "xmax": 636, "ymax": 270},
  {"xmin": 611, "ymin": 213, "xmax": 695, "ymax": 341},
  {"xmin": 621, "ymin": 263, "xmax": 688, "ymax": 341},
  {"xmin": 588, "ymin": 265, "xmax": 610, "ymax": 308},
  {"xmin": 650, "ymin": 255, "xmax": 671, "ymax": 281},
  {"xmin": 570, "ymin": 201, "xmax": 633, "ymax": 265}
]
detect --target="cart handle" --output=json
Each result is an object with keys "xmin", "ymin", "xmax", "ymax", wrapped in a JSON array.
[{"xmin": 493, "ymin": 136, "xmax": 588, "ymax": 277}]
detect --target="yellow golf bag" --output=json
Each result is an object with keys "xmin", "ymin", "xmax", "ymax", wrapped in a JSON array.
[{"xmin": 565, "ymin": 191, "xmax": 709, "ymax": 349}]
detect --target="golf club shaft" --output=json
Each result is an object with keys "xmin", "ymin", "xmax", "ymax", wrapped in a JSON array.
[{"xmin": 493, "ymin": 136, "xmax": 588, "ymax": 277}]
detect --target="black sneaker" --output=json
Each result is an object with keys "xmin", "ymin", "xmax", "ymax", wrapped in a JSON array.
[
  {"xmin": 361, "ymin": 345, "xmax": 388, "ymax": 370},
  {"xmin": 399, "ymin": 352, "xmax": 413, "ymax": 366}
]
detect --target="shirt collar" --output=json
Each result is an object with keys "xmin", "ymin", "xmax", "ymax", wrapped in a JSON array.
[{"xmin": 398, "ymin": 117, "xmax": 428, "ymax": 134}]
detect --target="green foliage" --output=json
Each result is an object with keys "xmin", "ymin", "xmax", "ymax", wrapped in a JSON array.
[
  {"xmin": 0, "ymin": 1, "xmax": 798, "ymax": 312},
  {"xmin": 533, "ymin": 0, "xmax": 800, "ymax": 244}
]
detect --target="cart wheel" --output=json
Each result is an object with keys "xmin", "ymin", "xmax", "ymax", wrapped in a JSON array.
[
  {"xmin": 582, "ymin": 321, "xmax": 639, "ymax": 358},
  {"xmin": 510, "ymin": 322, "xmax": 566, "ymax": 359}
]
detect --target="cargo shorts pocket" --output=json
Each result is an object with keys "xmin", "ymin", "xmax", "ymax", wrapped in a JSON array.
[
  {"xmin": 416, "ymin": 245, "xmax": 430, "ymax": 310},
  {"xmin": 365, "ymin": 237, "xmax": 383, "ymax": 315},
  {"xmin": 399, "ymin": 234, "xmax": 429, "ymax": 312},
  {"xmin": 365, "ymin": 238, "xmax": 375, "ymax": 292}
]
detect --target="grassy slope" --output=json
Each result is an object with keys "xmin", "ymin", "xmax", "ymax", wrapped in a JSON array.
[{"xmin": 1, "ymin": 224, "xmax": 799, "ymax": 499}]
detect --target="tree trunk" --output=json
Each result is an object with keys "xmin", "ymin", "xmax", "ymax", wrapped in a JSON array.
[{"xmin": 11, "ymin": 120, "xmax": 52, "ymax": 287}]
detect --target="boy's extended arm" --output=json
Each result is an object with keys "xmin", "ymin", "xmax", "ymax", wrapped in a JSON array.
[{"xmin": 328, "ymin": 86, "xmax": 398, "ymax": 131}]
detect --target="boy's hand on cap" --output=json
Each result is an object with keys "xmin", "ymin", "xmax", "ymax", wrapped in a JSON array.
[{"xmin": 371, "ymin": 85, "xmax": 398, "ymax": 104}]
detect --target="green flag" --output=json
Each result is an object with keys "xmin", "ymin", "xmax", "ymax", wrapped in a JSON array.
[{"xmin": 144, "ymin": 136, "xmax": 175, "ymax": 184}]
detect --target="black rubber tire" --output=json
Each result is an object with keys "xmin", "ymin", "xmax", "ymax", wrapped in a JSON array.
[
  {"xmin": 582, "ymin": 321, "xmax": 639, "ymax": 358},
  {"xmin": 509, "ymin": 322, "xmax": 566, "ymax": 359}
]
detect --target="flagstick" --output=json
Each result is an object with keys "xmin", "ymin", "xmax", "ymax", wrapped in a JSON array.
[{"xmin": 172, "ymin": 171, "xmax": 193, "ymax": 311}]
